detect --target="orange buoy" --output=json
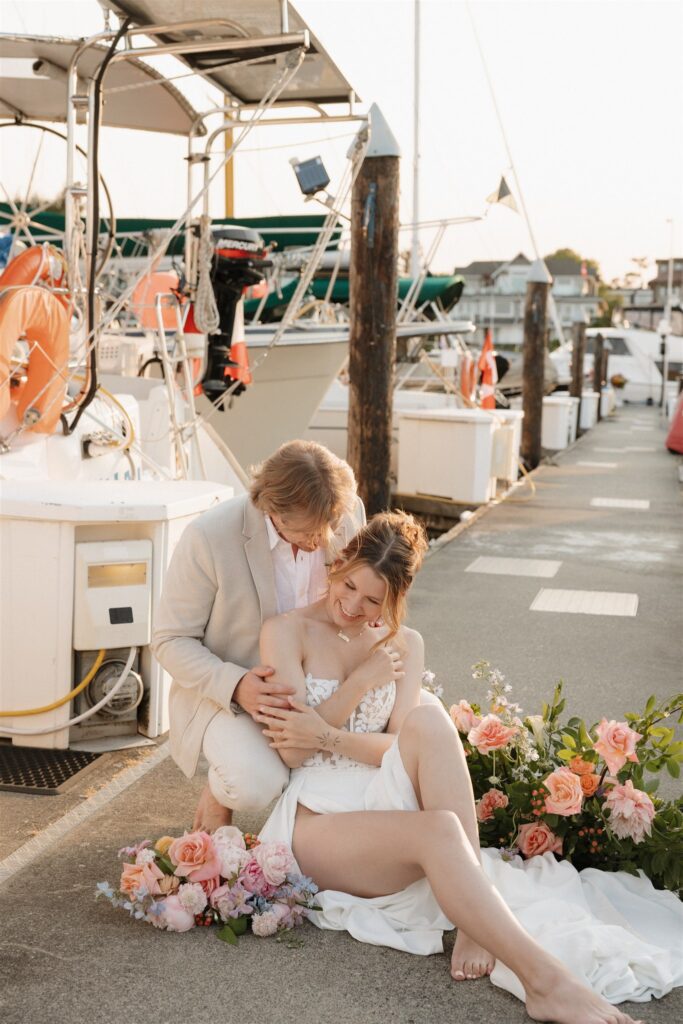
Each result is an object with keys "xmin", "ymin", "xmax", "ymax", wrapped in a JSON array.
[
  {"xmin": 131, "ymin": 270, "xmax": 180, "ymax": 330},
  {"xmin": 0, "ymin": 244, "xmax": 69, "ymax": 310},
  {"xmin": 0, "ymin": 286, "xmax": 70, "ymax": 433}
]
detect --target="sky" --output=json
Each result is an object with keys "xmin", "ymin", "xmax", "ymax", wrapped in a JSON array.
[{"xmin": 1, "ymin": 0, "xmax": 682, "ymax": 283}]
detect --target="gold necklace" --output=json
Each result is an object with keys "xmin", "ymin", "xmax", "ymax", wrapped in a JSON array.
[{"xmin": 337, "ymin": 624, "xmax": 368, "ymax": 643}]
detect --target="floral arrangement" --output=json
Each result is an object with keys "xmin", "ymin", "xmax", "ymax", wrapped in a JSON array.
[
  {"xmin": 97, "ymin": 826, "xmax": 319, "ymax": 943},
  {"xmin": 433, "ymin": 662, "xmax": 682, "ymax": 893}
]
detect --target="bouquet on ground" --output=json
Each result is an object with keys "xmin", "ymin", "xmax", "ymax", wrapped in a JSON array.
[
  {"xmin": 97, "ymin": 826, "xmax": 319, "ymax": 943},
  {"xmin": 434, "ymin": 662, "xmax": 682, "ymax": 893}
]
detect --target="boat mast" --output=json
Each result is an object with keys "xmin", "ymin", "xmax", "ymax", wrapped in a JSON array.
[
  {"xmin": 660, "ymin": 217, "xmax": 675, "ymax": 412},
  {"xmin": 410, "ymin": 0, "xmax": 421, "ymax": 280}
]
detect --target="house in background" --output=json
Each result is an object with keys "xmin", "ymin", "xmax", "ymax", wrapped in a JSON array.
[
  {"xmin": 454, "ymin": 253, "xmax": 602, "ymax": 348},
  {"xmin": 616, "ymin": 258, "xmax": 683, "ymax": 335}
]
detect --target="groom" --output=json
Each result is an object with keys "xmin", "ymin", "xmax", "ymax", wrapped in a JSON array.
[{"xmin": 151, "ymin": 440, "xmax": 365, "ymax": 831}]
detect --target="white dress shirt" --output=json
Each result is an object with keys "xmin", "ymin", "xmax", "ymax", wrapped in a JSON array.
[{"xmin": 265, "ymin": 515, "xmax": 329, "ymax": 613}]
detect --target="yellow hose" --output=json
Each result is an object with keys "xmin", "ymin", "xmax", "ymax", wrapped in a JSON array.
[{"xmin": 0, "ymin": 649, "xmax": 106, "ymax": 717}]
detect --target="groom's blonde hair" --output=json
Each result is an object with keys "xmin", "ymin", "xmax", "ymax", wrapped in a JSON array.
[{"xmin": 250, "ymin": 440, "xmax": 357, "ymax": 538}]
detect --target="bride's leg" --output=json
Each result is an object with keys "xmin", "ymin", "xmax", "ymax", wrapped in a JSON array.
[
  {"xmin": 398, "ymin": 704, "xmax": 493, "ymax": 979},
  {"xmin": 293, "ymin": 809, "xmax": 641, "ymax": 1024}
]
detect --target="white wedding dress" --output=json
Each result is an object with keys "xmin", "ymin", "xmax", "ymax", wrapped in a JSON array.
[{"xmin": 260, "ymin": 676, "xmax": 683, "ymax": 1005}]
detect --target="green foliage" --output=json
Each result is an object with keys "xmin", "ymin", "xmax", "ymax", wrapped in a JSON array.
[{"xmin": 448, "ymin": 663, "xmax": 683, "ymax": 895}]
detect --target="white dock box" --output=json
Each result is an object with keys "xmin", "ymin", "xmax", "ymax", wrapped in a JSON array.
[
  {"xmin": 492, "ymin": 409, "xmax": 524, "ymax": 483},
  {"xmin": 398, "ymin": 408, "xmax": 497, "ymax": 504},
  {"xmin": 580, "ymin": 391, "xmax": 600, "ymax": 430},
  {"xmin": 0, "ymin": 480, "xmax": 233, "ymax": 749},
  {"xmin": 542, "ymin": 396, "xmax": 575, "ymax": 450}
]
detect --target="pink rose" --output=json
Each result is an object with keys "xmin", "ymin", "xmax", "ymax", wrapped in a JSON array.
[
  {"xmin": 467, "ymin": 714, "xmax": 518, "ymax": 755},
  {"xmin": 199, "ymin": 875, "xmax": 221, "ymax": 898},
  {"xmin": 119, "ymin": 859, "xmax": 164, "ymax": 898},
  {"xmin": 604, "ymin": 780, "xmax": 655, "ymax": 844},
  {"xmin": 168, "ymin": 831, "xmax": 221, "ymax": 882},
  {"xmin": 594, "ymin": 719, "xmax": 642, "ymax": 776},
  {"xmin": 160, "ymin": 894, "xmax": 196, "ymax": 932},
  {"xmin": 517, "ymin": 822, "xmax": 563, "ymax": 858},
  {"xmin": 450, "ymin": 700, "xmax": 481, "ymax": 734},
  {"xmin": 476, "ymin": 788, "xmax": 509, "ymax": 822},
  {"xmin": 240, "ymin": 858, "xmax": 275, "ymax": 897},
  {"xmin": 253, "ymin": 841, "xmax": 295, "ymax": 886},
  {"xmin": 543, "ymin": 766, "xmax": 584, "ymax": 816}
]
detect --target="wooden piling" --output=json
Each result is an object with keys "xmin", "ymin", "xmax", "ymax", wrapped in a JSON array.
[
  {"xmin": 521, "ymin": 261, "xmax": 552, "ymax": 469},
  {"xmin": 593, "ymin": 332, "xmax": 605, "ymax": 421},
  {"xmin": 570, "ymin": 320, "xmax": 586, "ymax": 429},
  {"xmin": 348, "ymin": 107, "xmax": 401, "ymax": 514}
]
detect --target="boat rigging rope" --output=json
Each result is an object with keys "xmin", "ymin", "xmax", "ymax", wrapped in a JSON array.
[{"xmin": 193, "ymin": 213, "xmax": 220, "ymax": 334}]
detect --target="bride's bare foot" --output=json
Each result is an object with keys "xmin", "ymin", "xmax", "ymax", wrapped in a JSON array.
[
  {"xmin": 525, "ymin": 964, "xmax": 644, "ymax": 1024},
  {"xmin": 192, "ymin": 784, "xmax": 233, "ymax": 833},
  {"xmin": 450, "ymin": 929, "xmax": 495, "ymax": 980}
]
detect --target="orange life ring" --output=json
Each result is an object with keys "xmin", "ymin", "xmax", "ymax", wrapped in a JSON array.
[
  {"xmin": 458, "ymin": 351, "xmax": 476, "ymax": 402},
  {"xmin": 0, "ymin": 244, "xmax": 70, "ymax": 311},
  {"xmin": 0, "ymin": 286, "xmax": 70, "ymax": 433}
]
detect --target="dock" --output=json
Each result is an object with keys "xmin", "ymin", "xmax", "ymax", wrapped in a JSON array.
[{"xmin": 0, "ymin": 404, "xmax": 681, "ymax": 1024}]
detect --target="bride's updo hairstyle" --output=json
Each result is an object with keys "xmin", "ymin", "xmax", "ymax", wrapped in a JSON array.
[{"xmin": 329, "ymin": 510, "xmax": 428, "ymax": 645}]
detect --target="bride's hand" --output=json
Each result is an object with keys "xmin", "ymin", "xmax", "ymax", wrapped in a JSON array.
[
  {"xmin": 256, "ymin": 699, "xmax": 337, "ymax": 751},
  {"xmin": 347, "ymin": 645, "xmax": 404, "ymax": 693}
]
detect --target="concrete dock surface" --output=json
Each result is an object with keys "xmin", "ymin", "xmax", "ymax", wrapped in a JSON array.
[{"xmin": 1, "ymin": 403, "xmax": 681, "ymax": 1024}]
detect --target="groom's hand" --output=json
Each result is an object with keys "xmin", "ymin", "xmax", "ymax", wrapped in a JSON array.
[{"xmin": 233, "ymin": 666, "xmax": 296, "ymax": 718}]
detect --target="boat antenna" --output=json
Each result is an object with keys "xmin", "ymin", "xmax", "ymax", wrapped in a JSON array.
[{"xmin": 410, "ymin": 0, "xmax": 421, "ymax": 280}]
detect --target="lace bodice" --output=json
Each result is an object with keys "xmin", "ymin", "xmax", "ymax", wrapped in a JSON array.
[{"xmin": 300, "ymin": 674, "xmax": 396, "ymax": 769}]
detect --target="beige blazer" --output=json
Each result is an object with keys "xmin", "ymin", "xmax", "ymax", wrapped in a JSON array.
[{"xmin": 151, "ymin": 493, "xmax": 366, "ymax": 778}]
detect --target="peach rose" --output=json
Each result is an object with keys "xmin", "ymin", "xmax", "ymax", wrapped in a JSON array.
[
  {"xmin": 517, "ymin": 822, "xmax": 563, "ymax": 858},
  {"xmin": 604, "ymin": 780, "xmax": 655, "ymax": 844},
  {"xmin": 168, "ymin": 831, "xmax": 222, "ymax": 882},
  {"xmin": 450, "ymin": 700, "xmax": 481, "ymax": 734},
  {"xmin": 543, "ymin": 767, "xmax": 583, "ymax": 816},
  {"xmin": 569, "ymin": 756, "xmax": 596, "ymax": 776},
  {"xmin": 580, "ymin": 774, "xmax": 600, "ymax": 797},
  {"xmin": 476, "ymin": 788, "xmax": 509, "ymax": 822},
  {"xmin": 120, "ymin": 859, "xmax": 164, "ymax": 898},
  {"xmin": 467, "ymin": 714, "xmax": 518, "ymax": 755},
  {"xmin": 594, "ymin": 719, "xmax": 642, "ymax": 776}
]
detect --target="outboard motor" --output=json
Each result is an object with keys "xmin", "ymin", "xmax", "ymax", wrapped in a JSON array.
[{"xmin": 201, "ymin": 226, "xmax": 271, "ymax": 401}]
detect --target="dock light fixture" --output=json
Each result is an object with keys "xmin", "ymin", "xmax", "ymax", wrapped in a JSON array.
[{"xmin": 289, "ymin": 155, "xmax": 331, "ymax": 196}]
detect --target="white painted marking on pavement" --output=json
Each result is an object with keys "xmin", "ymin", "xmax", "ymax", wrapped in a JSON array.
[
  {"xmin": 465, "ymin": 556, "xmax": 562, "ymax": 578},
  {"xmin": 627, "ymin": 446, "xmax": 656, "ymax": 452},
  {"xmin": 577, "ymin": 461, "xmax": 618, "ymax": 468},
  {"xmin": 530, "ymin": 589, "xmax": 639, "ymax": 617},
  {"xmin": 590, "ymin": 498, "xmax": 650, "ymax": 510}
]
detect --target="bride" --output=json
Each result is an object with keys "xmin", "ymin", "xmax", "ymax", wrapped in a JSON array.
[{"xmin": 254, "ymin": 511, "xmax": 678, "ymax": 1024}]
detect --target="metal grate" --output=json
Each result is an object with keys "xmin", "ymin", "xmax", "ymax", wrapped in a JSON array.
[{"xmin": 0, "ymin": 744, "xmax": 101, "ymax": 795}]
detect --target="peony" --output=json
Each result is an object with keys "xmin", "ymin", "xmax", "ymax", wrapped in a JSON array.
[
  {"xmin": 215, "ymin": 842, "xmax": 249, "ymax": 880},
  {"xmin": 212, "ymin": 826, "xmax": 247, "ymax": 850},
  {"xmin": 160, "ymin": 894, "xmax": 195, "ymax": 932},
  {"xmin": 253, "ymin": 841, "xmax": 295, "ymax": 886},
  {"xmin": 594, "ymin": 719, "xmax": 642, "ymax": 776},
  {"xmin": 543, "ymin": 767, "xmax": 584, "ymax": 816},
  {"xmin": 517, "ymin": 822, "xmax": 563, "ymax": 858},
  {"xmin": 569, "ymin": 756, "xmax": 596, "ymax": 777},
  {"xmin": 120, "ymin": 859, "xmax": 164, "ymax": 898},
  {"xmin": 468, "ymin": 714, "xmax": 518, "ymax": 755},
  {"xmin": 168, "ymin": 831, "xmax": 221, "ymax": 882},
  {"xmin": 177, "ymin": 882, "xmax": 208, "ymax": 916},
  {"xmin": 580, "ymin": 774, "xmax": 600, "ymax": 797},
  {"xmin": 240, "ymin": 858, "xmax": 275, "ymax": 897},
  {"xmin": 604, "ymin": 780, "xmax": 655, "ymax": 844},
  {"xmin": 450, "ymin": 700, "xmax": 481, "ymax": 734},
  {"xmin": 476, "ymin": 788, "xmax": 509, "ymax": 822}
]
